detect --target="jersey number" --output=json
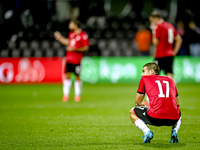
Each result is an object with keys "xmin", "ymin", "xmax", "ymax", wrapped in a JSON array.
[
  {"xmin": 155, "ymin": 80, "xmax": 169, "ymax": 98},
  {"xmin": 168, "ymin": 28, "xmax": 174, "ymax": 44}
]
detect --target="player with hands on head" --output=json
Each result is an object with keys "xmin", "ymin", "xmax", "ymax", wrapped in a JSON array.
[
  {"xmin": 129, "ymin": 62, "xmax": 181, "ymax": 143},
  {"xmin": 54, "ymin": 20, "xmax": 89, "ymax": 102},
  {"xmin": 149, "ymin": 11, "xmax": 182, "ymax": 80}
]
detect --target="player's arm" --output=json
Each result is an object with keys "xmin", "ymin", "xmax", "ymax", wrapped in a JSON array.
[
  {"xmin": 150, "ymin": 22, "xmax": 159, "ymax": 46},
  {"xmin": 173, "ymin": 34, "xmax": 182, "ymax": 56},
  {"xmin": 135, "ymin": 93, "xmax": 145, "ymax": 106},
  {"xmin": 175, "ymin": 95, "xmax": 180, "ymax": 107},
  {"xmin": 54, "ymin": 31, "xmax": 69, "ymax": 46},
  {"xmin": 151, "ymin": 33, "xmax": 159, "ymax": 46}
]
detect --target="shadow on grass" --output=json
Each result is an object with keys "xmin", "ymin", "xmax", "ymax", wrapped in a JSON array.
[
  {"xmin": 65, "ymin": 140, "xmax": 186, "ymax": 149},
  {"xmin": 134, "ymin": 140, "xmax": 186, "ymax": 148}
]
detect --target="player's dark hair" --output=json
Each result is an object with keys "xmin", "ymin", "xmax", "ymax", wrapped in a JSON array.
[
  {"xmin": 143, "ymin": 62, "xmax": 160, "ymax": 75},
  {"xmin": 150, "ymin": 11, "xmax": 162, "ymax": 19}
]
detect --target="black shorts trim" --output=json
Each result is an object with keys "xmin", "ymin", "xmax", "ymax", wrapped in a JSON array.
[
  {"xmin": 137, "ymin": 91, "xmax": 145, "ymax": 94},
  {"xmin": 133, "ymin": 106, "xmax": 180, "ymax": 126},
  {"xmin": 154, "ymin": 56, "xmax": 174, "ymax": 74},
  {"xmin": 65, "ymin": 62, "xmax": 81, "ymax": 75}
]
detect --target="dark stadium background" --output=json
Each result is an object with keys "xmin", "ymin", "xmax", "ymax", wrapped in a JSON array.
[{"xmin": 1, "ymin": 0, "xmax": 200, "ymax": 57}]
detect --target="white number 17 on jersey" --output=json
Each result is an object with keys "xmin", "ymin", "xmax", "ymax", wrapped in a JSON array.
[{"xmin": 155, "ymin": 80, "xmax": 169, "ymax": 98}]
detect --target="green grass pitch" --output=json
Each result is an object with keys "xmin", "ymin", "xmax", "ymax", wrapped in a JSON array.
[{"xmin": 0, "ymin": 83, "xmax": 200, "ymax": 150}]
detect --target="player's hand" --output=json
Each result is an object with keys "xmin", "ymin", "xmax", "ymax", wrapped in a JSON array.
[
  {"xmin": 150, "ymin": 23, "xmax": 157, "ymax": 32},
  {"xmin": 67, "ymin": 46, "xmax": 76, "ymax": 51},
  {"xmin": 54, "ymin": 31, "xmax": 62, "ymax": 40},
  {"xmin": 173, "ymin": 51, "xmax": 177, "ymax": 56}
]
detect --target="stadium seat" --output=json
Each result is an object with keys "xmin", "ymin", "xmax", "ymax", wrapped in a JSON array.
[
  {"xmin": 97, "ymin": 39, "xmax": 107, "ymax": 50},
  {"xmin": 104, "ymin": 30, "xmax": 113, "ymax": 38},
  {"xmin": 41, "ymin": 40, "xmax": 50, "ymax": 49},
  {"xmin": 34, "ymin": 49, "xmax": 44, "ymax": 57},
  {"xmin": 8, "ymin": 41, "xmax": 16, "ymax": 49},
  {"xmin": 108, "ymin": 39, "xmax": 118, "ymax": 50},
  {"xmin": 111, "ymin": 21, "xmax": 120, "ymax": 30},
  {"xmin": 11, "ymin": 49, "xmax": 21, "ymax": 57},
  {"xmin": 124, "ymin": 49, "xmax": 134, "ymax": 56},
  {"xmin": 114, "ymin": 51, "xmax": 121, "ymax": 56},
  {"xmin": 93, "ymin": 30, "xmax": 101, "ymax": 38},
  {"xmin": 52, "ymin": 41, "xmax": 61, "ymax": 49},
  {"xmin": 126, "ymin": 30, "xmax": 135, "ymax": 39},
  {"xmin": 0, "ymin": 49, "xmax": 10, "ymax": 57},
  {"xmin": 119, "ymin": 40, "xmax": 129, "ymax": 49},
  {"xmin": 30, "ymin": 40, "xmax": 39, "ymax": 50},
  {"xmin": 19, "ymin": 40, "xmax": 28, "ymax": 49},
  {"xmin": 45, "ymin": 48, "xmax": 54, "ymax": 57},
  {"xmin": 115, "ymin": 30, "xmax": 125, "ymax": 38},
  {"xmin": 22, "ymin": 48, "xmax": 33, "ymax": 57},
  {"xmin": 101, "ymin": 49, "xmax": 110, "ymax": 56},
  {"xmin": 121, "ymin": 22, "xmax": 131, "ymax": 30},
  {"xmin": 38, "ymin": 31, "xmax": 46, "ymax": 40},
  {"xmin": 56, "ymin": 48, "xmax": 65, "ymax": 57}
]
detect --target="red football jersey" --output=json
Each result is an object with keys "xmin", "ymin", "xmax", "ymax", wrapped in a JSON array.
[
  {"xmin": 155, "ymin": 22, "xmax": 178, "ymax": 58},
  {"xmin": 66, "ymin": 30, "xmax": 89, "ymax": 64},
  {"xmin": 137, "ymin": 75, "xmax": 180, "ymax": 120}
]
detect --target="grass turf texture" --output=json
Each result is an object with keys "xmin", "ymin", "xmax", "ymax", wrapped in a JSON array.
[{"xmin": 0, "ymin": 83, "xmax": 200, "ymax": 150}]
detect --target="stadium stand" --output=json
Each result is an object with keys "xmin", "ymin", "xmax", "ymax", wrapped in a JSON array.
[{"xmin": 0, "ymin": 6, "xmax": 149, "ymax": 57}]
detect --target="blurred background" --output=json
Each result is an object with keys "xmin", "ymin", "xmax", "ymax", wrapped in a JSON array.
[
  {"xmin": 1, "ymin": 0, "xmax": 200, "ymax": 84},
  {"xmin": 1, "ymin": 0, "xmax": 200, "ymax": 58}
]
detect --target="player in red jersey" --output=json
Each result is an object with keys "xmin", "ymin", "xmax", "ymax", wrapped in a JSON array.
[
  {"xmin": 129, "ymin": 62, "xmax": 181, "ymax": 143},
  {"xmin": 54, "ymin": 20, "xmax": 89, "ymax": 102},
  {"xmin": 149, "ymin": 11, "xmax": 182, "ymax": 80}
]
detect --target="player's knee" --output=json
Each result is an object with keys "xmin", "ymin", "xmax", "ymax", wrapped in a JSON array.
[
  {"xmin": 75, "ymin": 75, "xmax": 81, "ymax": 81},
  {"xmin": 65, "ymin": 73, "xmax": 71, "ymax": 79}
]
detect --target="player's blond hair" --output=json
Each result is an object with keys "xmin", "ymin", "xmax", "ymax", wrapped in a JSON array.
[{"xmin": 143, "ymin": 62, "xmax": 160, "ymax": 75}]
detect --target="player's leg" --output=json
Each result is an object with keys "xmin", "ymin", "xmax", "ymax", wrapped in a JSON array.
[
  {"xmin": 170, "ymin": 117, "xmax": 181, "ymax": 143},
  {"xmin": 62, "ymin": 72, "xmax": 72, "ymax": 102},
  {"xmin": 74, "ymin": 75, "xmax": 82, "ymax": 102},
  {"xmin": 164, "ymin": 56, "xmax": 175, "ymax": 81},
  {"xmin": 129, "ymin": 107, "xmax": 154, "ymax": 143},
  {"xmin": 62, "ymin": 63, "xmax": 73, "ymax": 102},
  {"xmin": 74, "ymin": 64, "xmax": 82, "ymax": 102}
]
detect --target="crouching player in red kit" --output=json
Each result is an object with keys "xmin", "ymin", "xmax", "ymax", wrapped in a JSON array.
[
  {"xmin": 130, "ymin": 62, "xmax": 181, "ymax": 143},
  {"xmin": 54, "ymin": 20, "xmax": 89, "ymax": 102}
]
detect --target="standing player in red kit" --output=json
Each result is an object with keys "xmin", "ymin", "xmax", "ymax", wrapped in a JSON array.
[
  {"xmin": 54, "ymin": 20, "xmax": 89, "ymax": 102},
  {"xmin": 149, "ymin": 11, "xmax": 182, "ymax": 80},
  {"xmin": 129, "ymin": 62, "xmax": 181, "ymax": 143}
]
